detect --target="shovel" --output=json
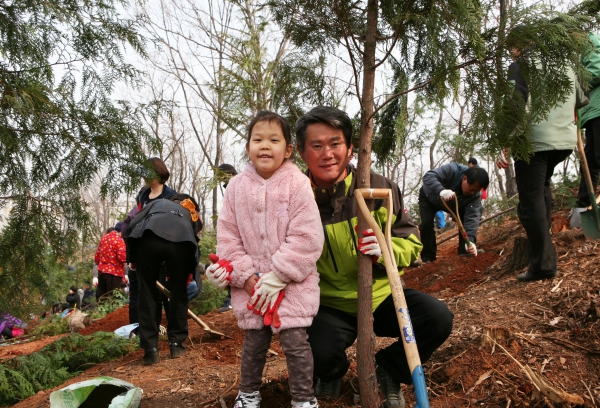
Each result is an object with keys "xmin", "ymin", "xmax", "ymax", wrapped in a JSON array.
[
  {"xmin": 440, "ymin": 196, "xmax": 474, "ymax": 254},
  {"xmin": 576, "ymin": 113, "xmax": 600, "ymax": 240},
  {"xmin": 355, "ymin": 188, "xmax": 430, "ymax": 408},
  {"xmin": 155, "ymin": 281, "xmax": 232, "ymax": 339}
]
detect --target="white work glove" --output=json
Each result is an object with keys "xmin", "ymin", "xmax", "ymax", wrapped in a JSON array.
[
  {"xmin": 206, "ymin": 254, "xmax": 232, "ymax": 290},
  {"xmin": 92, "ymin": 277, "xmax": 98, "ymax": 287},
  {"xmin": 440, "ymin": 189, "xmax": 455, "ymax": 202},
  {"xmin": 357, "ymin": 229, "xmax": 382, "ymax": 262},
  {"xmin": 465, "ymin": 242, "xmax": 477, "ymax": 256},
  {"xmin": 123, "ymin": 274, "xmax": 129, "ymax": 285},
  {"xmin": 496, "ymin": 151, "xmax": 509, "ymax": 169},
  {"xmin": 248, "ymin": 272, "xmax": 287, "ymax": 315}
]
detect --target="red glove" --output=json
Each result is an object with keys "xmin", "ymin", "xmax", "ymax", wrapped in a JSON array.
[
  {"xmin": 357, "ymin": 228, "xmax": 382, "ymax": 263},
  {"xmin": 263, "ymin": 290, "xmax": 285, "ymax": 328},
  {"xmin": 206, "ymin": 253, "xmax": 232, "ymax": 290},
  {"xmin": 247, "ymin": 272, "xmax": 286, "ymax": 314},
  {"xmin": 496, "ymin": 149, "xmax": 509, "ymax": 169}
]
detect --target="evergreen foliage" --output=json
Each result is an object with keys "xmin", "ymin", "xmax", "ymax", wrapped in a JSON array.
[
  {"xmin": 0, "ymin": 0, "xmax": 156, "ymax": 315},
  {"xmin": 0, "ymin": 332, "xmax": 136, "ymax": 406},
  {"xmin": 269, "ymin": 0, "xmax": 599, "ymax": 162},
  {"xmin": 190, "ymin": 280, "xmax": 228, "ymax": 316},
  {"xmin": 91, "ymin": 290, "xmax": 128, "ymax": 318},
  {"xmin": 373, "ymin": 57, "xmax": 409, "ymax": 163},
  {"xmin": 28, "ymin": 315, "xmax": 70, "ymax": 337}
]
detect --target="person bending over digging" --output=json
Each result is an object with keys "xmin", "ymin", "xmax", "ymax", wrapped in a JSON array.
[
  {"xmin": 418, "ymin": 163, "xmax": 489, "ymax": 263},
  {"xmin": 206, "ymin": 110, "xmax": 324, "ymax": 408},
  {"xmin": 295, "ymin": 106, "xmax": 454, "ymax": 408}
]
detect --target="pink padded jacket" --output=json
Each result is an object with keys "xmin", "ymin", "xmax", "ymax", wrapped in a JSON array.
[{"xmin": 217, "ymin": 160, "xmax": 324, "ymax": 332}]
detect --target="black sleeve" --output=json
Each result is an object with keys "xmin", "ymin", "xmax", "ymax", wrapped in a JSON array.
[{"xmin": 507, "ymin": 60, "xmax": 528, "ymax": 104}]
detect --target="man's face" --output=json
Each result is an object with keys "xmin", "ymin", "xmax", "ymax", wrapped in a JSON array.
[
  {"xmin": 461, "ymin": 175, "xmax": 482, "ymax": 196},
  {"xmin": 298, "ymin": 122, "xmax": 353, "ymax": 188},
  {"xmin": 509, "ymin": 47, "xmax": 521, "ymax": 60}
]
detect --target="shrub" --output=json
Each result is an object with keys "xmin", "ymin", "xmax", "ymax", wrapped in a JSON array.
[
  {"xmin": 190, "ymin": 279, "xmax": 228, "ymax": 316},
  {"xmin": 89, "ymin": 289, "xmax": 128, "ymax": 319},
  {"xmin": 0, "ymin": 332, "xmax": 137, "ymax": 406},
  {"xmin": 552, "ymin": 174, "xmax": 579, "ymax": 211},
  {"xmin": 28, "ymin": 314, "xmax": 70, "ymax": 337}
]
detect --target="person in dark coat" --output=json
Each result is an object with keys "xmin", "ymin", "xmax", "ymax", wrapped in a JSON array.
[
  {"xmin": 122, "ymin": 157, "xmax": 177, "ymax": 328},
  {"xmin": 418, "ymin": 163, "xmax": 489, "ymax": 263},
  {"xmin": 215, "ymin": 163, "xmax": 238, "ymax": 313},
  {"xmin": 66, "ymin": 286, "xmax": 82, "ymax": 309},
  {"xmin": 126, "ymin": 160, "xmax": 202, "ymax": 365}
]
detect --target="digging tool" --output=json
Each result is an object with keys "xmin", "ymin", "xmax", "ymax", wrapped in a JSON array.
[
  {"xmin": 354, "ymin": 188, "xmax": 430, "ymax": 408},
  {"xmin": 155, "ymin": 281, "xmax": 232, "ymax": 339},
  {"xmin": 440, "ymin": 195, "xmax": 474, "ymax": 253},
  {"xmin": 575, "ymin": 112, "xmax": 600, "ymax": 240}
]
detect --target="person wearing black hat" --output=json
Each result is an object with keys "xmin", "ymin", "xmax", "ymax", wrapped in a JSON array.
[
  {"xmin": 214, "ymin": 163, "xmax": 238, "ymax": 313},
  {"xmin": 94, "ymin": 222, "xmax": 127, "ymax": 300},
  {"xmin": 216, "ymin": 163, "xmax": 238, "ymax": 188},
  {"xmin": 66, "ymin": 285, "xmax": 82, "ymax": 310}
]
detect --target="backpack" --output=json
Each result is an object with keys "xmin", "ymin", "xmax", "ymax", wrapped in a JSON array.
[
  {"xmin": 133, "ymin": 187, "xmax": 203, "ymax": 235},
  {"xmin": 169, "ymin": 193, "xmax": 203, "ymax": 236}
]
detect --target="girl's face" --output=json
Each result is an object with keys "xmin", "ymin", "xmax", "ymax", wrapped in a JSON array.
[{"xmin": 246, "ymin": 120, "xmax": 292, "ymax": 179}]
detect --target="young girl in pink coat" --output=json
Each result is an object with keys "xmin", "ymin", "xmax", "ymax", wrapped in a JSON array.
[{"xmin": 206, "ymin": 111, "xmax": 324, "ymax": 408}]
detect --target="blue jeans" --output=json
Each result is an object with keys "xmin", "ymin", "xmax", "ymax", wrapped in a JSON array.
[{"xmin": 187, "ymin": 281, "xmax": 201, "ymax": 301}]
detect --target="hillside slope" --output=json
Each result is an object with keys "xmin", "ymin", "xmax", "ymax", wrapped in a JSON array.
[{"xmin": 5, "ymin": 211, "xmax": 600, "ymax": 408}]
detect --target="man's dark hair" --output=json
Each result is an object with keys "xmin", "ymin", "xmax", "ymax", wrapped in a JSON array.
[
  {"xmin": 247, "ymin": 110, "xmax": 291, "ymax": 145},
  {"xmin": 468, "ymin": 157, "xmax": 478, "ymax": 166},
  {"xmin": 465, "ymin": 166, "xmax": 489, "ymax": 189},
  {"xmin": 295, "ymin": 106, "xmax": 353, "ymax": 152},
  {"xmin": 148, "ymin": 157, "xmax": 170, "ymax": 184}
]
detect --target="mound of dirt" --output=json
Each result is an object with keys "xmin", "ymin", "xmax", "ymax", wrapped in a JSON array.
[{"xmin": 78, "ymin": 305, "xmax": 131, "ymax": 336}]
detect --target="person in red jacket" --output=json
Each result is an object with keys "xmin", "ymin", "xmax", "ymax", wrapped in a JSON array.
[{"xmin": 94, "ymin": 222, "xmax": 127, "ymax": 300}]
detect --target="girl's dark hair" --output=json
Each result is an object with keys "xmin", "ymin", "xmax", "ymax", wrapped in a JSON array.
[
  {"xmin": 148, "ymin": 157, "xmax": 170, "ymax": 184},
  {"xmin": 247, "ymin": 111, "xmax": 291, "ymax": 145}
]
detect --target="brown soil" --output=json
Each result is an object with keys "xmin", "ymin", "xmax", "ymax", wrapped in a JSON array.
[
  {"xmin": 0, "ymin": 334, "xmax": 67, "ymax": 360},
  {"xmin": 4, "ymin": 210, "xmax": 600, "ymax": 407},
  {"xmin": 78, "ymin": 305, "xmax": 132, "ymax": 336}
]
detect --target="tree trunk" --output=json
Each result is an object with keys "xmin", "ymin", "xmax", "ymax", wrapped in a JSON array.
[
  {"xmin": 487, "ymin": 236, "xmax": 529, "ymax": 277},
  {"xmin": 429, "ymin": 107, "xmax": 443, "ymax": 169},
  {"xmin": 355, "ymin": 1, "xmax": 380, "ymax": 406},
  {"xmin": 494, "ymin": 165, "xmax": 507, "ymax": 198},
  {"xmin": 504, "ymin": 164, "xmax": 518, "ymax": 198}
]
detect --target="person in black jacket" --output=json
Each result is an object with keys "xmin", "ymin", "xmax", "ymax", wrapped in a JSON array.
[
  {"xmin": 418, "ymin": 163, "xmax": 489, "ymax": 263},
  {"xmin": 126, "ymin": 192, "xmax": 202, "ymax": 365},
  {"xmin": 122, "ymin": 157, "xmax": 177, "ymax": 328},
  {"xmin": 215, "ymin": 163, "xmax": 238, "ymax": 313},
  {"xmin": 66, "ymin": 286, "xmax": 81, "ymax": 310}
]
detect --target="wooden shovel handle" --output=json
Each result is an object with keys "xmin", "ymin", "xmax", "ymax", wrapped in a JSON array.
[{"xmin": 354, "ymin": 189, "xmax": 422, "ymax": 370}]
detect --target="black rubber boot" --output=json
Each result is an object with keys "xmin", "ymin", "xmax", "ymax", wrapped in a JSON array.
[
  {"xmin": 169, "ymin": 343, "xmax": 186, "ymax": 359},
  {"xmin": 143, "ymin": 348, "xmax": 160, "ymax": 365}
]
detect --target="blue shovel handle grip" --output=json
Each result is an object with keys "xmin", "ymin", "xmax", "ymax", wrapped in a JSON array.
[{"xmin": 412, "ymin": 365, "xmax": 430, "ymax": 408}]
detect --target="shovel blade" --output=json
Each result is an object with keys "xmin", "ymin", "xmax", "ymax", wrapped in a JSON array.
[{"xmin": 580, "ymin": 209, "xmax": 600, "ymax": 240}]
